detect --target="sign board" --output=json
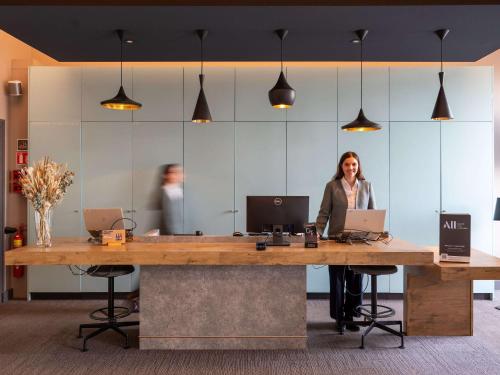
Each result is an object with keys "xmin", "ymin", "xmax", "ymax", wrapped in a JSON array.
[
  {"xmin": 17, "ymin": 139, "xmax": 28, "ymax": 151},
  {"xmin": 16, "ymin": 151, "xmax": 28, "ymax": 165},
  {"xmin": 439, "ymin": 213, "xmax": 471, "ymax": 263}
]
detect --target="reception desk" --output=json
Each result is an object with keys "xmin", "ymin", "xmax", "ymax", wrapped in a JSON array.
[{"xmin": 5, "ymin": 236, "xmax": 500, "ymax": 349}]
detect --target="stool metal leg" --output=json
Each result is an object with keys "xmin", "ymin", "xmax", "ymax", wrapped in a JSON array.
[
  {"xmin": 370, "ymin": 275, "xmax": 378, "ymax": 318},
  {"xmin": 108, "ymin": 277, "xmax": 115, "ymax": 321},
  {"xmin": 399, "ymin": 322, "xmax": 404, "ymax": 349},
  {"xmin": 116, "ymin": 321, "xmax": 140, "ymax": 327},
  {"xmin": 82, "ymin": 326, "xmax": 109, "ymax": 352},
  {"xmin": 360, "ymin": 321, "xmax": 376, "ymax": 349},
  {"xmin": 78, "ymin": 275, "xmax": 139, "ymax": 352},
  {"xmin": 78, "ymin": 322, "xmax": 106, "ymax": 338},
  {"xmin": 110, "ymin": 326, "xmax": 130, "ymax": 349},
  {"xmin": 354, "ymin": 273, "xmax": 405, "ymax": 349}
]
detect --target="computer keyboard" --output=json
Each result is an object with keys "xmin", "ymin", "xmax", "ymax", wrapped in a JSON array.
[{"xmin": 330, "ymin": 231, "xmax": 381, "ymax": 242}]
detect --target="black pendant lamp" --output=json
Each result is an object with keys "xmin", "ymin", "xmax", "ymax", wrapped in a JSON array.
[
  {"xmin": 342, "ymin": 29, "xmax": 381, "ymax": 132},
  {"xmin": 100, "ymin": 30, "xmax": 142, "ymax": 111},
  {"xmin": 192, "ymin": 29, "xmax": 212, "ymax": 124},
  {"xmin": 269, "ymin": 29, "xmax": 295, "ymax": 109},
  {"xmin": 431, "ymin": 29, "xmax": 454, "ymax": 121}
]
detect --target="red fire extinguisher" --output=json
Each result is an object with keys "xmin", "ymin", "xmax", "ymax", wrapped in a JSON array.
[{"xmin": 12, "ymin": 230, "xmax": 24, "ymax": 278}]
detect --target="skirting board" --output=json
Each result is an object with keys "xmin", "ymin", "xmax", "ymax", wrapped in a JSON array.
[{"xmin": 26, "ymin": 292, "xmax": 493, "ymax": 301}]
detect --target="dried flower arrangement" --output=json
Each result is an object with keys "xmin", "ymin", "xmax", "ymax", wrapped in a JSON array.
[{"xmin": 19, "ymin": 157, "xmax": 74, "ymax": 247}]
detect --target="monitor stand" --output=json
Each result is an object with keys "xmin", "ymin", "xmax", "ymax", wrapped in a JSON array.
[{"xmin": 267, "ymin": 225, "xmax": 291, "ymax": 246}]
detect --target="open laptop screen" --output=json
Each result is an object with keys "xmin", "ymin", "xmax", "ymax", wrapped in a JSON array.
[
  {"xmin": 344, "ymin": 209, "xmax": 386, "ymax": 233},
  {"xmin": 83, "ymin": 208, "xmax": 125, "ymax": 232}
]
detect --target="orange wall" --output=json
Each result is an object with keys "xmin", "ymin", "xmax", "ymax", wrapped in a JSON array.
[
  {"xmin": 1, "ymin": 30, "xmax": 56, "ymax": 225},
  {"xmin": 0, "ymin": 30, "xmax": 56, "ymax": 297}
]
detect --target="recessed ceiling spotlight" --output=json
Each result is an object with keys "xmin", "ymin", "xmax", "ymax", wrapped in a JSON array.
[
  {"xmin": 124, "ymin": 39, "xmax": 134, "ymax": 44},
  {"xmin": 351, "ymin": 39, "xmax": 361, "ymax": 44}
]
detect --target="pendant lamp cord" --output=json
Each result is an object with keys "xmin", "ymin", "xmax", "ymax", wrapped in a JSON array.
[
  {"xmin": 119, "ymin": 32, "xmax": 123, "ymax": 87},
  {"xmin": 360, "ymin": 36, "xmax": 363, "ymax": 109},
  {"xmin": 200, "ymin": 34, "xmax": 204, "ymax": 77},
  {"xmin": 440, "ymin": 37, "xmax": 443, "ymax": 73},
  {"xmin": 280, "ymin": 35, "xmax": 284, "ymax": 73}
]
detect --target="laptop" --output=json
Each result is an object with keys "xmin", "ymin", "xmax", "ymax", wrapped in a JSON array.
[
  {"xmin": 340, "ymin": 209, "xmax": 386, "ymax": 241},
  {"xmin": 83, "ymin": 208, "xmax": 125, "ymax": 238}
]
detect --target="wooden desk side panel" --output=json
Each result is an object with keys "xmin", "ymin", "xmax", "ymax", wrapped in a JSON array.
[{"xmin": 404, "ymin": 266, "xmax": 472, "ymax": 336}]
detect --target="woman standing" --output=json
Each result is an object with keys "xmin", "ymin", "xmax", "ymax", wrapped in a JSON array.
[
  {"xmin": 160, "ymin": 164, "xmax": 184, "ymax": 235},
  {"xmin": 316, "ymin": 151, "xmax": 376, "ymax": 332}
]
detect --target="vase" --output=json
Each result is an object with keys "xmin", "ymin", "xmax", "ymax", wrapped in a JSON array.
[{"xmin": 34, "ymin": 208, "xmax": 53, "ymax": 247}]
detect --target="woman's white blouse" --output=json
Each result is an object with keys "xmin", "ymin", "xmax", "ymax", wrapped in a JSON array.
[{"xmin": 341, "ymin": 177, "xmax": 359, "ymax": 209}]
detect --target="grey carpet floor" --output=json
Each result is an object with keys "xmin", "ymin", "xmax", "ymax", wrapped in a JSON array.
[{"xmin": 1, "ymin": 298, "xmax": 500, "ymax": 375}]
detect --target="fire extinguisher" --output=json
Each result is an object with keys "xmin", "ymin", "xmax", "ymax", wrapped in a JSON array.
[{"xmin": 12, "ymin": 230, "xmax": 24, "ymax": 278}]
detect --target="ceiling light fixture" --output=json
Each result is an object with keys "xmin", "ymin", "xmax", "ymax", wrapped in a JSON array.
[
  {"xmin": 342, "ymin": 29, "xmax": 381, "ymax": 132},
  {"xmin": 192, "ymin": 29, "xmax": 212, "ymax": 124},
  {"xmin": 268, "ymin": 29, "xmax": 295, "ymax": 109},
  {"xmin": 100, "ymin": 29, "xmax": 142, "ymax": 111},
  {"xmin": 431, "ymin": 29, "xmax": 453, "ymax": 121}
]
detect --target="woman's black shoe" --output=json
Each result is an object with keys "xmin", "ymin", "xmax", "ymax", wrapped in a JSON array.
[
  {"xmin": 345, "ymin": 322, "xmax": 360, "ymax": 332},
  {"xmin": 335, "ymin": 322, "xmax": 345, "ymax": 333}
]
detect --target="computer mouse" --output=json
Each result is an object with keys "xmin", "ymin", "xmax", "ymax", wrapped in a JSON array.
[{"xmin": 233, "ymin": 231, "xmax": 244, "ymax": 237}]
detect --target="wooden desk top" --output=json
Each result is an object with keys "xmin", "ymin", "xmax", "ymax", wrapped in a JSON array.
[
  {"xmin": 428, "ymin": 247, "xmax": 500, "ymax": 281},
  {"xmin": 5, "ymin": 236, "xmax": 433, "ymax": 266}
]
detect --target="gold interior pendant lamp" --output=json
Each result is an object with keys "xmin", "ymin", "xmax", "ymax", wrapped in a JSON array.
[
  {"xmin": 100, "ymin": 29, "xmax": 142, "ymax": 111},
  {"xmin": 341, "ymin": 29, "xmax": 381, "ymax": 132}
]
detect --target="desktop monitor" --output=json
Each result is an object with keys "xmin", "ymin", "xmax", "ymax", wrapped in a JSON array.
[{"xmin": 246, "ymin": 196, "xmax": 309, "ymax": 235}]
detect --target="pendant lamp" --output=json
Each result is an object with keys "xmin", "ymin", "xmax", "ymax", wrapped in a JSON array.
[
  {"xmin": 192, "ymin": 29, "xmax": 212, "ymax": 124},
  {"xmin": 431, "ymin": 29, "xmax": 453, "ymax": 121},
  {"xmin": 100, "ymin": 30, "xmax": 142, "ymax": 111},
  {"xmin": 269, "ymin": 29, "xmax": 295, "ymax": 109},
  {"xmin": 342, "ymin": 29, "xmax": 381, "ymax": 132}
]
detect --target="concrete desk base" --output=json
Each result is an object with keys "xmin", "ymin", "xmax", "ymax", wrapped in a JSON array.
[{"xmin": 139, "ymin": 265, "xmax": 307, "ymax": 350}]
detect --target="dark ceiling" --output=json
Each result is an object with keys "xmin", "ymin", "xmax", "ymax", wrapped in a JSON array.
[{"xmin": 0, "ymin": 5, "xmax": 499, "ymax": 62}]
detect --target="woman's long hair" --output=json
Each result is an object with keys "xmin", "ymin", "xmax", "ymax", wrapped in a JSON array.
[{"xmin": 333, "ymin": 151, "xmax": 365, "ymax": 180}]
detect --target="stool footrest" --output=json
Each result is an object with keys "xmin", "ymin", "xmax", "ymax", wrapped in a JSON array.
[
  {"xmin": 356, "ymin": 304, "xmax": 395, "ymax": 319},
  {"xmin": 90, "ymin": 306, "xmax": 131, "ymax": 321}
]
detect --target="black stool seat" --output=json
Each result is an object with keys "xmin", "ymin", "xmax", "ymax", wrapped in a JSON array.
[
  {"xmin": 78, "ymin": 265, "xmax": 139, "ymax": 352},
  {"xmin": 87, "ymin": 265, "xmax": 135, "ymax": 278},
  {"xmin": 350, "ymin": 265, "xmax": 397, "ymax": 276}
]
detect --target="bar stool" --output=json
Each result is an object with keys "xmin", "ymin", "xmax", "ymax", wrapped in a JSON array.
[
  {"xmin": 348, "ymin": 265, "xmax": 404, "ymax": 349},
  {"xmin": 78, "ymin": 265, "xmax": 139, "ymax": 352}
]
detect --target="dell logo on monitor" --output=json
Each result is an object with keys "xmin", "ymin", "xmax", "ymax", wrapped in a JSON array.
[{"xmin": 273, "ymin": 197, "xmax": 283, "ymax": 206}]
